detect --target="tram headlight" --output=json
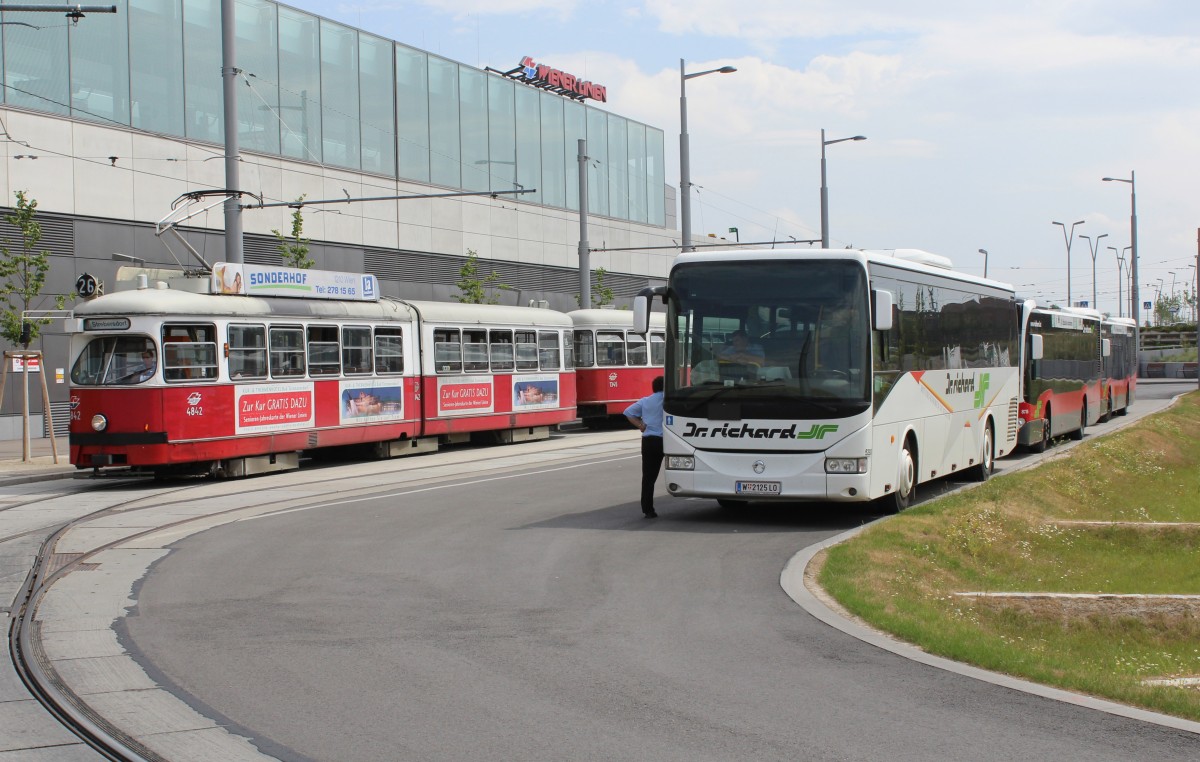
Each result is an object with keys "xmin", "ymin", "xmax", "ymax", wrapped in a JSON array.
[
  {"xmin": 825, "ymin": 457, "xmax": 867, "ymax": 474},
  {"xmin": 90, "ymin": 414, "xmax": 108, "ymax": 432},
  {"xmin": 667, "ymin": 455, "xmax": 694, "ymax": 470}
]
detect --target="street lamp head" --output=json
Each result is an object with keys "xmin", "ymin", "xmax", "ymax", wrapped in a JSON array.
[
  {"xmin": 851, "ymin": 136, "xmax": 866, "ymax": 141},
  {"xmin": 717, "ymin": 66, "xmax": 737, "ymax": 74},
  {"xmin": 978, "ymin": 248, "xmax": 987, "ymax": 255}
]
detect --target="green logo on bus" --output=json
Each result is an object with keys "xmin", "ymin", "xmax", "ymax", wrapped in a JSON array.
[
  {"xmin": 796, "ymin": 424, "xmax": 839, "ymax": 440},
  {"xmin": 974, "ymin": 373, "xmax": 991, "ymax": 409}
]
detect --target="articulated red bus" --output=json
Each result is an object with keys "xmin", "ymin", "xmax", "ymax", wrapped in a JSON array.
[
  {"xmin": 69, "ymin": 264, "xmax": 576, "ymax": 477},
  {"xmin": 1018, "ymin": 306, "xmax": 1103, "ymax": 451}
]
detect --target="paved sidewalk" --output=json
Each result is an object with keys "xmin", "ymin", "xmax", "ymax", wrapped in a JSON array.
[{"xmin": 0, "ymin": 435, "xmax": 75, "ymax": 486}]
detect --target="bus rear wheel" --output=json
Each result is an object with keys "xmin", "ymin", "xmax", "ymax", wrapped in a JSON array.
[
  {"xmin": 1069, "ymin": 405, "xmax": 1086, "ymax": 441},
  {"xmin": 968, "ymin": 423, "xmax": 993, "ymax": 482}
]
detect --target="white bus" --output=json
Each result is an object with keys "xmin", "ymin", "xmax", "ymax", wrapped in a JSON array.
[{"xmin": 634, "ymin": 248, "xmax": 1022, "ymax": 511}]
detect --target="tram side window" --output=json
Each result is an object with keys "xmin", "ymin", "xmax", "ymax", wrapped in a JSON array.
[
  {"xmin": 270, "ymin": 326, "xmax": 306, "ymax": 377},
  {"xmin": 627, "ymin": 332, "xmax": 648, "ymax": 366},
  {"xmin": 374, "ymin": 327, "xmax": 403, "ymax": 374},
  {"xmin": 307, "ymin": 325, "xmax": 341, "ymax": 376},
  {"xmin": 343, "ymin": 326, "xmax": 373, "ymax": 375},
  {"xmin": 228, "ymin": 324, "xmax": 267, "ymax": 380},
  {"xmin": 515, "ymin": 331, "xmax": 539, "ymax": 371},
  {"xmin": 563, "ymin": 330, "xmax": 575, "ymax": 369},
  {"xmin": 650, "ymin": 332, "xmax": 666, "ymax": 366},
  {"xmin": 596, "ymin": 331, "xmax": 625, "ymax": 367},
  {"xmin": 434, "ymin": 328, "xmax": 462, "ymax": 373},
  {"xmin": 538, "ymin": 331, "xmax": 561, "ymax": 370},
  {"xmin": 490, "ymin": 330, "xmax": 514, "ymax": 371},
  {"xmin": 463, "ymin": 329, "xmax": 489, "ymax": 372},
  {"xmin": 573, "ymin": 330, "xmax": 595, "ymax": 368},
  {"xmin": 162, "ymin": 324, "xmax": 218, "ymax": 382}
]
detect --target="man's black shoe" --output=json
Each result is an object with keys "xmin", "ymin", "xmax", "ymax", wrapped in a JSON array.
[{"xmin": 643, "ymin": 510, "xmax": 658, "ymax": 518}]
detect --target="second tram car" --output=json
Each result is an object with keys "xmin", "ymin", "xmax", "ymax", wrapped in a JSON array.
[
  {"xmin": 569, "ymin": 309, "xmax": 666, "ymax": 428},
  {"xmin": 69, "ymin": 264, "xmax": 576, "ymax": 476}
]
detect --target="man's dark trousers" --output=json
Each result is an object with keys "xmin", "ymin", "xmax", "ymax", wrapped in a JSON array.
[{"xmin": 640, "ymin": 435, "xmax": 664, "ymax": 513}]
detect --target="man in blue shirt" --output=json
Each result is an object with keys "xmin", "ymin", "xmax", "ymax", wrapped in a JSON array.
[{"xmin": 624, "ymin": 376, "xmax": 665, "ymax": 518}]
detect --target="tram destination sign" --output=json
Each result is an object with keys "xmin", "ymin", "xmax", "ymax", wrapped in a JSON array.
[{"xmin": 211, "ymin": 262, "xmax": 379, "ymax": 302}]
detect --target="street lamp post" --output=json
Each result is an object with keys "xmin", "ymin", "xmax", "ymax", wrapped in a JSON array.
[
  {"xmin": 680, "ymin": 59, "xmax": 736, "ymax": 253},
  {"xmin": 820, "ymin": 130, "xmax": 867, "ymax": 249},
  {"xmin": 1102, "ymin": 173, "xmax": 1139, "ymax": 351},
  {"xmin": 1108, "ymin": 245, "xmax": 1128, "ymax": 318},
  {"xmin": 1052, "ymin": 219, "xmax": 1085, "ymax": 307},
  {"xmin": 977, "ymin": 248, "xmax": 988, "ymax": 278},
  {"xmin": 1078, "ymin": 233, "xmax": 1107, "ymax": 310}
]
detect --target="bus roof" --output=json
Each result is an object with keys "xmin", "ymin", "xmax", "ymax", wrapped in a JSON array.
[{"xmin": 670, "ymin": 247, "xmax": 1015, "ymax": 293}]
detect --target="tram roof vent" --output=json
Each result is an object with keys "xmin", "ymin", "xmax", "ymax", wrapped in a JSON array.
[{"xmin": 136, "ymin": 273, "xmax": 148, "ymax": 290}]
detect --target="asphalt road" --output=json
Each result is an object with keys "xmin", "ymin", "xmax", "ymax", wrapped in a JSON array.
[{"xmin": 120, "ymin": 382, "xmax": 1199, "ymax": 761}]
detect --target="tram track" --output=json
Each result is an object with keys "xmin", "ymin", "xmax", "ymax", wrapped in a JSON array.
[{"xmin": 7, "ymin": 431, "xmax": 635, "ymax": 761}]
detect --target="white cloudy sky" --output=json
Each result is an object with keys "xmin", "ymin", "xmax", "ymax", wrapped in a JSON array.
[{"xmin": 293, "ymin": 0, "xmax": 1199, "ymax": 317}]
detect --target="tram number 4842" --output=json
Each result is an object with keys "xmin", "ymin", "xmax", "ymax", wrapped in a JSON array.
[{"xmin": 186, "ymin": 406, "xmax": 204, "ymax": 416}]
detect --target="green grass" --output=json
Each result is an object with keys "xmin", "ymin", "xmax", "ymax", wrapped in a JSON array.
[{"xmin": 819, "ymin": 391, "xmax": 1200, "ymax": 720}]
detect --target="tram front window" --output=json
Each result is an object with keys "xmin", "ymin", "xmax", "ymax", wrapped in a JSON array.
[{"xmin": 71, "ymin": 336, "xmax": 158, "ymax": 385}]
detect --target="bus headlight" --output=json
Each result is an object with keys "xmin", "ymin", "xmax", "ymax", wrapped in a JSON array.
[
  {"xmin": 667, "ymin": 456, "xmax": 694, "ymax": 470},
  {"xmin": 91, "ymin": 414, "xmax": 108, "ymax": 432},
  {"xmin": 825, "ymin": 457, "xmax": 867, "ymax": 474}
]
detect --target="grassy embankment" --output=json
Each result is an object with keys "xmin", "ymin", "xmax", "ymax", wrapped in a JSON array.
[{"xmin": 820, "ymin": 391, "xmax": 1200, "ymax": 721}]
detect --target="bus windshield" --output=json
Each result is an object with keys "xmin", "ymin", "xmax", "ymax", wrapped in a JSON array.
[
  {"xmin": 71, "ymin": 336, "xmax": 158, "ymax": 385},
  {"xmin": 666, "ymin": 259, "xmax": 871, "ymax": 419}
]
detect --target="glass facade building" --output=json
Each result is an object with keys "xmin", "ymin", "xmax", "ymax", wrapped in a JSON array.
[{"xmin": 0, "ymin": 0, "xmax": 667, "ymax": 227}]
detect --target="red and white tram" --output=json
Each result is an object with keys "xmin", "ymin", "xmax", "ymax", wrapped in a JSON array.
[
  {"xmin": 569, "ymin": 309, "xmax": 666, "ymax": 428},
  {"xmin": 69, "ymin": 264, "xmax": 575, "ymax": 476}
]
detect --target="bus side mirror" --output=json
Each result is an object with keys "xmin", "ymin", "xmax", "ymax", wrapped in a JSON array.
[
  {"xmin": 872, "ymin": 289, "xmax": 893, "ymax": 332},
  {"xmin": 1101, "ymin": 338, "xmax": 1111, "ymax": 358},
  {"xmin": 632, "ymin": 286, "xmax": 666, "ymax": 335},
  {"xmin": 1030, "ymin": 334, "xmax": 1044, "ymax": 361}
]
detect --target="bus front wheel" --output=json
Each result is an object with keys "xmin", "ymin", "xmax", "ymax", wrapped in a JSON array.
[{"xmin": 884, "ymin": 440, "xmax": 916, "ymax": 513}]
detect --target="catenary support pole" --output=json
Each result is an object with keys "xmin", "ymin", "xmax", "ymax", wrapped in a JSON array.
[
  {"xmin": 221, "ymin": 0, "xmax": 243, "ymax": 263},
  {"xmin": 578, "ymin": 139, "xmax": 590, "ymax": 309}
]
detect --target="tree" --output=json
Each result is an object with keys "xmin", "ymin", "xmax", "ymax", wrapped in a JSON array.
[
  {"xmin": 0, "ymin": 191, "xmax": 67, "ymax": 347},
  {"xmin": 454, "ymin": 249, "xmax": 509, "ymax": 304},
  {"xmin": 272, "ymin": 196, "xmax": 313, "ymax": 269},
  {"xmin": 575, "ymin": 267, "xmax": 616, "ymax": 308}
]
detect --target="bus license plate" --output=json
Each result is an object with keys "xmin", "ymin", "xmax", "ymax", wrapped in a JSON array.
[{"xmin": 735, "ymin": 481, "xmax": 781, "ymax": 495}]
